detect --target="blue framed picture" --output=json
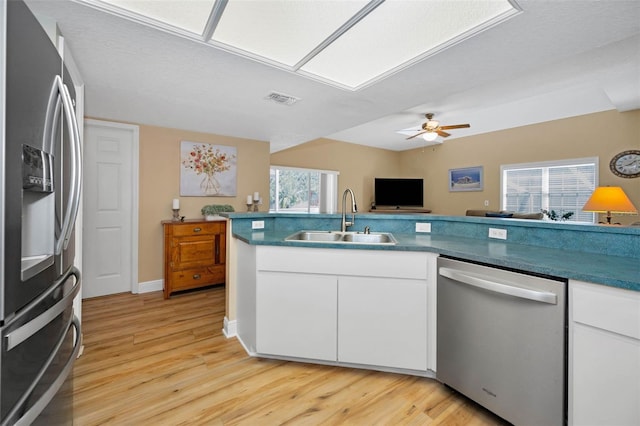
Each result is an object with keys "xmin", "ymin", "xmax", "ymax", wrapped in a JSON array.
[{"xmin": 449, "ymin": 166, "xmax": 483, "ymax": 192}]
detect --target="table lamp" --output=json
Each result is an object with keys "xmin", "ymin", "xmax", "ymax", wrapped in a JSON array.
[{"xmin": 582, "ymin": 186, "xmax": 638, "ymax": 224}]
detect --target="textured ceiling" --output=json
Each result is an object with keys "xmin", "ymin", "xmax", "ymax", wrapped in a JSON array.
[{"xmin": 24, "ymin": 0, "xmax": 640, "ymax": 152}]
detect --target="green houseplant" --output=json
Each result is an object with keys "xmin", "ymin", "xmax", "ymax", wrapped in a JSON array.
[
  {"xmin": 201, "ymin": 204, "xmax": 234, "ymax": 220},
  {"xmin": 541, "ymin": 209, "xmax": 574, "ymax": 221}
]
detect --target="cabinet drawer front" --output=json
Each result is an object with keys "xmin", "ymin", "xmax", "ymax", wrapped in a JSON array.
[
  {"xmin": 572, "ymin": 280, "xmax": 640, "ymax": 340},
  {"xmin": 170, "ymin": 266, "xmax": 225, "ymax": 290},
  {"xmin": 171, "ymin": 222, "xmax": 223, "ymax": 236},
  {"xmin": 256, "ymin": 246, "xmax": 430, "ymax": 279},
  {"xmin": 174, "ymin": 237, "xmax": 216, "ymax": 267}
]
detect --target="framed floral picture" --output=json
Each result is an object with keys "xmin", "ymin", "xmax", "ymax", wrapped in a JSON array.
[
  {"xmin": 449, "ymin": 166, "xmax": 483, "ymax": 192},
  {"xmin": 180, "ymin": 141, "xmax": 237, "ymax": 196}
]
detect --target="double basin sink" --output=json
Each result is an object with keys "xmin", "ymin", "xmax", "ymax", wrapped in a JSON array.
[{"xmin": 285, "ymin": 230, "xmax": 397, "ymax": 245}]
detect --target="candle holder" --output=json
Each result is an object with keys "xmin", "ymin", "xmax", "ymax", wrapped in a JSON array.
[
  {"xmin": 246, "ymin": 203, "xmax": 253, "ymax": 212},
  {"xmin": 253, "ymin": 200, "xmax": 260, "ymax": 212},
  {"xmin": 172, "ymin": 208, "xmax": 180, "ymax": 221}
]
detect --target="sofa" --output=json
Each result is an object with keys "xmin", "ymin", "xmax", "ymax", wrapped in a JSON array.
[{"xmin": 465, "ymin": 209, "xmax": 544, "ymax": 220}]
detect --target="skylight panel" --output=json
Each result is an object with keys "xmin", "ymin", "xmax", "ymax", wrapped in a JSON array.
[
  {"xmin": 210, "ymin": 0, "xmax": 370, "ymax": 67},
  {"xmin": 300, "ymin": 0, "xmax": 520, "ymax": 89},
  {"xmin": 99, "ymin": 0, "xmax": 216, "ymax": 35},
  {"xmin": 90, "ymin": 0, "xmax": 521, "ymax": 91}
]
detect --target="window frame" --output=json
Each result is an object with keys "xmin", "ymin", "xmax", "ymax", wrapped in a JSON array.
[
  {"xmin": 500, "ymin": 157, "xmax": 599, "ymax": 223},
  {"xmin": 269, "ymin": 165, "xmax": 339, "ymax": 214}
]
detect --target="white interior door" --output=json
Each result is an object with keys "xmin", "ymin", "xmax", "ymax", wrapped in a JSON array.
[{"xmin": 83, "ymin": 120, "xmax": 138, "ymax": 298}]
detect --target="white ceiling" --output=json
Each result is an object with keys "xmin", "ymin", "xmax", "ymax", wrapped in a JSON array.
[{"xmin": 25, "ymin": 0, "xmax": 640, "ymax": 153}]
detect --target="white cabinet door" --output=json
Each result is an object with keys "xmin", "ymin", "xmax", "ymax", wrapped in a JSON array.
[
  {"xmin": 572, "ymin": 323, "xmax": 640, "ymax": 425},
  {"xmin": 570, "ymin": 280, "xmax": 640, "ymax": 425},
  {"xmin": 256, "ymin": 271, "xmax": 337, "ymax": 361},
  {"xmin": 338, "ymin": 276, "xmax": 428, "ymax": 371}
]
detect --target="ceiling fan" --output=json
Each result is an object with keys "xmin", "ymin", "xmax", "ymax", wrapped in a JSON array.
[{"xmin": 403, "ymin": 113, "xmax": 470, "ymax": 141}]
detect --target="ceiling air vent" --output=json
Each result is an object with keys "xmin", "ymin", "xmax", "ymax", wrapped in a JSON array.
[{"xmin": 264, "ymin": 91, "xmax": 300, "ymax": 106}]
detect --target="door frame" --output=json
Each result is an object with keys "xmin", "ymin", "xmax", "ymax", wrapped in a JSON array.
[{"xmin": 83, "ymin": 119, "xmax": 139, "ymax": 294}]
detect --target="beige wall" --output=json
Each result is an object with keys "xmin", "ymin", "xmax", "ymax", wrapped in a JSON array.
[
  {"xmin": 138, "ymin": 124, "xmax": 270, "ymax": 282},
  {"xmin": 399, "ymin": 110, "xmax": 640, "ymax": 224},
  {"xmin": 270, "ymin": 138, "xmax": 402, "ymax": 211},
  {"xmin": 125, "ymin": 109, "xmax": 638, "ymax": 284},
  {"xmin": 272, "ymin": 110, "xmax": 640, "ymax": 225}
]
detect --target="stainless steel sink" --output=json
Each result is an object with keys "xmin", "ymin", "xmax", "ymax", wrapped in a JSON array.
[
  {"xmin": 341, "ymin": 233, "xmax": 396, "ymax": 244},
  {"xmin": 285, "ymin": 231, "xmax": 343, "ymax": 242},
  {"xmin": 285, "ymin": 230, "xmax": 397, "ymax": 245}
]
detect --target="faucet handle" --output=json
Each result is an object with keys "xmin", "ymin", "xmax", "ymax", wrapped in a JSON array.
[{"xmin": 364, "ymin": 226, "xmax": 370, "ymax": 234}]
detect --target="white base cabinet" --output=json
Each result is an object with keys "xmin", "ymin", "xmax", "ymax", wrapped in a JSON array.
[
  {"xmin": 256, "ymin": 272, "xmax": 337, "ymax": 361},
  {"xmin": 253, "ymin": 245, "xmax": 437, "ymax": 373},
  {"xmin": 338, "ymin": 276, "xmax": 427, "ymax": 371},
  {"xmin": 569, "ymin": 280, "xmax": 640, "ymax": 426}
]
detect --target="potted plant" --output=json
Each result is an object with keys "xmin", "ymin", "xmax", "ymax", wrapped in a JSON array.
[
  {"xmin": 541, "ymin": 209, "xmax": 574, "ymax": 221},
  {"xmin": 201, "ymin": 204, "xmax": 234, "ymax": 220}
]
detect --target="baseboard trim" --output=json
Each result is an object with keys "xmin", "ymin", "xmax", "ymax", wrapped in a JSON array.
[
  {"xmin": 235, "ymin": 334, "xmax": 256, "ymax": 357},
  {"xmin": 223, "ymin": 317, "xmax": 237, "ymax": 338},
  {"xmin": 138, "ymin": 279, "xmax": 163, "ymax": 294}
]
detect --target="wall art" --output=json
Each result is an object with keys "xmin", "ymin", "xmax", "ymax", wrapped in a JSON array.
[
  {"xmin": 180, "ymin": 141, "xmax": 237, "ymax": 196},
  {"xmin": 449, "ymin": 166, "xmax": 483, "ymax": 192}
]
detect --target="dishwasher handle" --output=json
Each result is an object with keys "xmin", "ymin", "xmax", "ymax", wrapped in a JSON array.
[{"xmin": 439, "ymin": 267, "xmax": 557, "ymax": 305}]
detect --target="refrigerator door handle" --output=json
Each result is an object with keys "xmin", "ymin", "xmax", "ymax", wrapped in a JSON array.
[
  {"xmin": 61, "ymin": 81, "xmax": 82, "ymax": 250},
  {"xmin": 51, "ymin": 75, "xmax": 82, "ymax": 255},
  {"xmin": 3, "ymin": 315, "xmax": 81, "ymax": 426},
  {"xmin": 5, "ymin": 267, "xmax": 81, "ymax": 351},
  {"xmin": 439, "ymin": 267, "xmax": 557, "ymax": 304},
  {"xmin": 42, "ymin": 75, "xmax": 61, "ymax": 154}
]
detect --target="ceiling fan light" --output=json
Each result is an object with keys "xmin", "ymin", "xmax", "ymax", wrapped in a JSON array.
[{"xmin": 422, "ymin": 132, "xmax": 438, "ymax": 141}]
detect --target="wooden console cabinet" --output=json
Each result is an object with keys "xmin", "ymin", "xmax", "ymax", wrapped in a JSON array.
[{"xmin": 162, "ymin": 219, "xmax": 226, "ymax": 299}]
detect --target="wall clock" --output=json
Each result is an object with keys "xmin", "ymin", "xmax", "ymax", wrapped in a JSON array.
[{"xmin": 609, "ymin": 150, "xmax": 640, "ymax": 178}]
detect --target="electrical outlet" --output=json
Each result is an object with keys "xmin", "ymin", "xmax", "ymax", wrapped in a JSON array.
[
  {"xmin": 415, "ymin": 222, "xmax": 431, "ymax": 233},
  {"xmin": 484, "ymin": 200, "xmax": 490, "ymax": 207},
  {"xmin": 488, "ymin": 228, "xmax": 507, "ymax": 240},
  {"xmin": 252, "ymin": 220, "xmax": 264, "ymax": 230}
]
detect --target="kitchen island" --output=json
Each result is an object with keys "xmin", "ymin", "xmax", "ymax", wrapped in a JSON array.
[
  {"xmin": 228, "ymin": 212, "xmax": 639, "ymax": 290},
  {"xmin": 224, "ymin": 212, "xmax": 640, "ymax": 426}
]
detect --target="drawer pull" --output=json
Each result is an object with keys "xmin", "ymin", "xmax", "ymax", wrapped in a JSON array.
[
  {"xmin": 193, "ymin": 227, "xmax": 202, "ymax": 232},
  {"xmin": 193, "ymin": 274, "xmax": 201, "ymax": 280}
]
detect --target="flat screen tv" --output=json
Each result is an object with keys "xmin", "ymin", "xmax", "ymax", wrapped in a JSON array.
[{"xmin": 374, "ymin": 178, "xmax": 424, "ymax": 208}]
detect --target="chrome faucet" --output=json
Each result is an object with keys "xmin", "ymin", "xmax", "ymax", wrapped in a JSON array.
[{"xmin": 341, "ymin": 188, "xmax": 357, "ymax": 232}]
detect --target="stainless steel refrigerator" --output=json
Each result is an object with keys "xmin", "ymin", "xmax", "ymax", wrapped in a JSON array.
[{"xmin": 1, "ymin": 0, "xmax": 83, "ymax": 424}]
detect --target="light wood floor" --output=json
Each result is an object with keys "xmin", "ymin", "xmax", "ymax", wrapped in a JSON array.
[{"xmin": 73, "ymin": 286, "xmax": 510, "ymax": 425}]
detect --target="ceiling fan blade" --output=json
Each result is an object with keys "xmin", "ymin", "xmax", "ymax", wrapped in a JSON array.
[
  {"xmin": 396, "ymin": 127, "xmax": 422, "ymax": 136},
  {"xmin": 437, "ymin": 130, "xmax": 451, "ymax": 138},
  {"xmin": 406, "ymin": 130, "xmax": 428, "ymax": 140},
  {"xmin": 439, "ymin": 124, "xmax": 470, "ymax": 130}
]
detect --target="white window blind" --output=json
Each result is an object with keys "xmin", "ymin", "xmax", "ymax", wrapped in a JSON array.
[{"xmin": 501, "ymin": 158, "xmax": 598, "ymax": 222}]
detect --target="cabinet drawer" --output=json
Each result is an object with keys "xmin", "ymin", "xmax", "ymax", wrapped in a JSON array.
[
  {"xmin": 572, "ymin": 280, "xmax": 640, "ymax": 340},
  {"xmin": 170, "ymin": 265, "xmax": 225, "ymax": 291},
  {"xmin": 171, "ymin": 222, "xmax": 223, "ymax": 237},
  {"xmin": 173, "ymin": 236, "xmax": 217, "ymax": 268},
  {"xmin": 257, "ymin": 246, "xmax": 430, "ymax": 279}
]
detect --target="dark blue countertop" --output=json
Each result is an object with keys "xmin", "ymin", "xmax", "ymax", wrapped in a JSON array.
[{"xmin": 233, "ymin": 228, "xmax": 640, "ymax": 292}]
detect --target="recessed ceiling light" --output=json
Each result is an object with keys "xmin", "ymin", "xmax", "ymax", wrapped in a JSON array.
[
  {"xmin": 93, "ymin": 0, "xmax": 217, "ymax": 35},
  {"xmin": 84, "ymin": 0, "xmax": 522, "ymax": 90}
]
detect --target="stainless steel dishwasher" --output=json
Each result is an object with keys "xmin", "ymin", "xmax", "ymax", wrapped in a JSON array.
[{"xmin": 437, "ymin": 256, "xmax": 567, "ymax": 426}]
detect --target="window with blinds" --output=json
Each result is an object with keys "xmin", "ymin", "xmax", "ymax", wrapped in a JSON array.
[
  {"xmin": 270, "ymin": 166, "xmax": 339, "ymax": 213},
  {"xmin": 501, "ymin": 158, "xmax": 598, "ymax": 223}
]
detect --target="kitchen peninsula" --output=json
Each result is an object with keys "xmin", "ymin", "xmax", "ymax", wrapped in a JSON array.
[
  {"xmin": 227, "ymin": 212, "xmax": 638, "ymax": 289},
  {"xmin": 223, "ymin": 212, "xmax": 640, "ymax": 425}
]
